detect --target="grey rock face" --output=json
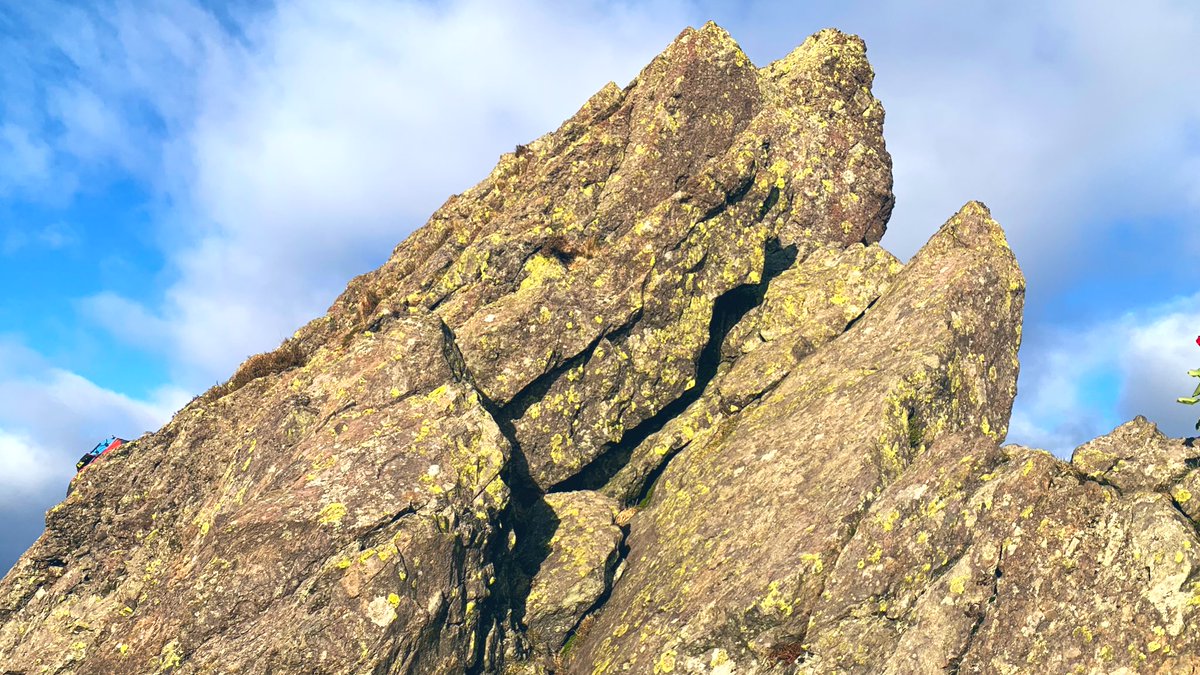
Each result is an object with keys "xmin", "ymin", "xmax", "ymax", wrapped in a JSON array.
[
  {"xmin": 521, "ymin": 492, "xmax": 623, "ymax": 662},
  {"xmin": 2, "ymin": 20, "xmax": 1195, "ymax": 675}
]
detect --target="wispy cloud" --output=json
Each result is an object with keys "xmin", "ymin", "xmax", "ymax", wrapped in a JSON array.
[
  {"xmin": 0, "ymin": 1, "xmax": 234, "ymax": 204},
  {"xmin": 77, "ymin": 291, "xmax": 170, "ymax": 351},
  {"xmin": 0, "ymin": 123, "xmax": 54, "ymax": 198},
  {"xmin": 851, "ymin": 0, "xmax": 1200, "ymax": 268},
  {"xmin": 12, "ymin": 0, "xmax": 1199, "ymax": 389},
  {"xmin": 2, "ymin": 221, "xmax": 78, "ymax": 255},
  {"xmin": 0, "ymin": 430, "xmax": 56, "ymax": 503},
  {"xmin": 1116, "ymin": 298, "xmax": 1200, "ymax": 435},
  {"xmin": 56, "ymin": 0, "xmax": 692, "ymax": 386},
  {"xmin": 1009, "ymin": 292, "xmax": 1200, "ymax": 455}
]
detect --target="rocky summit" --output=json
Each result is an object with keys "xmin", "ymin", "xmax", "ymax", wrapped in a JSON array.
[{"xmin": 2, "ymin": 22, "xmax": 1198, "ymax": 675}]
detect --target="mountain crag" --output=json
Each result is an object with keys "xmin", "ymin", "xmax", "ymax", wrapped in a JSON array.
[{"xmin": 4, "ymin": 22, "xmax": 1199, "ymax": 675}]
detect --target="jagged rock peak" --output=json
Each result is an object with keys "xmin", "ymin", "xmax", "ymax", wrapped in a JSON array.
[
  {"xmin": 0, "ymin": 21, "xmax": 896, "ymax": 674},
  {"xmin": 5, "ymin": 21, "xmax": 1196, "ymax": 675},
  {"xmin": 567, "ymin": 194, "xmax": 1025, "ymax": 672}
]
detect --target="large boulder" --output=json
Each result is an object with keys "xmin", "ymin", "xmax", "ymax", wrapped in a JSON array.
[
  {"xmin": 799, "ymin": 427, "xmax": 1200, "ymax": 674},
  {"xmin": 0, "ymin": 314, "xmax": 511, "ymax": 673},
  {"xmin": 520, "ymin": 492, "xmax": 623, "ymax": 663},
  {"xmin": 0, "ymin": 22, "xmax": 894, "ymax": 674}
]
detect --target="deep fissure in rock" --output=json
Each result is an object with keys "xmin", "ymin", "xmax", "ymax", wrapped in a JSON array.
[
  {"xmin": 1170, "ymin": 496, "xmax": 1200, "ymax": 542},
  {"xmin": 500, "ymin": 308, "xmax": 644, "ymax": 423},
  {"xmin": 904, "ymin": 403, "xmax": 926, "ymax": 452},
  {"xmin": 551, "ymin": 239, "xmax": 798, "ymax": 499},
  {"xmin": 452, "ymin": 239, "xmax": 806, "ymax": 671},
  {"xmin": 555, "ymin": 533, "xmax": 631, "ymax": 665},
  {"xmin": 699, "ymin": 170, "xmax": 758, "ymax": 221},
  {"xmin": 438, "ymin": 320, "xmax": 542, "ymax": 673},
  {"xmin": 757, "ymin": 185, "xmax": 781, "ymax": 220},
  {"xmin": 841, "ymin": 295, "xmax": 879, "ymax": 334}
]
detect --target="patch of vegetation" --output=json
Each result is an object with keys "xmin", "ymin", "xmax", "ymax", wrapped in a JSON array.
[{"xmin": 204, "ymin": 339, "xmax": 306, "ymax": 401}]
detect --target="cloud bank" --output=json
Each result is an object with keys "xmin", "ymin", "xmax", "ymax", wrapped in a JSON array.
[{"xmin": 25, "ymin": 0, "xmax": 694, "ymax": 388}]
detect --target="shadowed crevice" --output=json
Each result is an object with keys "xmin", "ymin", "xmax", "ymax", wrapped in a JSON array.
[
  {"xmin": 439, "ymin": 319, "xmax": 545, "ymax": 672},
  {"xmin": 550, "ymin": 239, "xmax": 798, "ymax": 498},
  {"xmin": 500, "ymin": 308, "xmax": 644, "ymax": 423},
  {"xmin": 445, "ymin": 238, "xmax": 810, "ymax": 671},
  {"xmin": 840, "ymin": 295, "xmax": 878, "ymax": 334},
  {"xmin": 556, "ymin": 530, "xmax": 630, "ymax": 665}
]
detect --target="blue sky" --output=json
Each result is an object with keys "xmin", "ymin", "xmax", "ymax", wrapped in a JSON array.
[{"xmin": 1, "ymin": 0, "xmax": 1198, "ymax": 573}]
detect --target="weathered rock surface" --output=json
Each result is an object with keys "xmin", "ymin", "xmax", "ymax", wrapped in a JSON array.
[
  {"xmin": 521, "ymin": 492, "xmax": 622, "ymax": 661},
  {"xmin": 802, "ymin": 433, "xmax": 1200, "ymax": 674},
  {"xmin": 2, "ymin": 21, "xmax": 1198, "ymax": 675},
  {"xmin": 2, "ymin": 314, "xmax": 512, "ymax": 673},
  {"xmin": 570, "ymin": 200, "xmax": 1025, "ymax": 673},
  {"xmin": 1072, "ymin": 415, "xmax": 1197, "ymax": 493}
]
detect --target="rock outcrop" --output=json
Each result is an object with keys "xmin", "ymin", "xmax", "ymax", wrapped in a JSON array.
[{"xmin": 1, "ymin": 21, "xmax": 1197, "ymax": 675}]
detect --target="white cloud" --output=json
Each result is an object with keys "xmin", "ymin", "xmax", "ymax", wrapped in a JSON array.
[
  {"xmin": 0, "ymin": 1, "xmax": 232, "ymax": 203},
  {"xmin": 1008, "ymin": 292, "xmax": 1200, "ymax": 456},
  {"xmin": 855, "ymin": 0, "xmax": 1200, "ymax": 265},
  {"xmin": 1007, "ymin": 358, "xmax": 1120, "ymax": 458},
  {"xmin": 0, "ymin": 334, "xmax": 186, "ymax": 495},
  {"xmin": 78, "ymin": 291, "xmax": 170, "ymax": 351},
  {"xmin": 44, "ymin": 82, "xmax": 131, "ymax": 172},
  {"xmin": 1116, "ymin": 300, "xmax": 1200, "ymax": 435},
  {"xmin": 12, "ymin": 0, "xmax": 1195, "ymax": 395},
  {"xmin": 0, "ymin": 123, "xmax": 54, "ymax": 198},
  {"xmin": 0, "ymin": 430, "xmax": 57, "ymax": 505},
  {"xmin": 46, "ymin": 0, "xmax": 692, "ymax": 386},
  {"xmin": 0, "ymin": 368, "xmax": 185, "ymax": 465},
  {"xmin": 0, "ymin": 336, "xmax": 189, "ymax": 569}
]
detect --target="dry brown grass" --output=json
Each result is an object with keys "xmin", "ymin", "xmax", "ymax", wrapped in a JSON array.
[
  {"xmin": 545, "ymin": 233, "xmax": 601, "ymax": 264},
  {"xmin": 767, "ymin": 641, "xmax": 808, "ymax": 664},
  {"xmin": 205, "ymin": 340, "xmax": 306, "ymax": 401},
  {"xmin": 336, "ymin": 284, "xmax": 389, "ymax": 350},
  {"xmin": 355, "ymin": 285, "xmax": 381, "ymax": 324},
  {"xmin": 615, "ymin": 506, "xmax": 639, "ymax": 528}
]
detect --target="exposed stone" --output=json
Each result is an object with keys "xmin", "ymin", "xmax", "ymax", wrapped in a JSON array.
[
  {"xmin": 1072, "ymin": 415, "xmax": 1200, "ymax": 493},
  {"xmin": 600, "ymin": 240, "xmax": 901, "ymax": 506},
  {"xmin": 351, "ymin": 22, "xmax": 895, "ymax": 493},
  {"xmin": 801, "ymin": 436, "xmax": 1200, "ymax": 674},
  {"xmin": 568, "ymin": 200, "xmax": 1025, "ymax": 673},
  {"xmin": 1, "ymin": 313, "xmax": 510, "ymax": 673},
  {"xmin": 520, "ymin": 492, "xmax": 622, "ymax": 662},
  {"xmin": 2, "ymin": 19, "xmax": 1197, "ymax": 675}
]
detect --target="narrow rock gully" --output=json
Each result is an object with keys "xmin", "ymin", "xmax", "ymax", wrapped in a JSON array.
[{"xmin": 457, "ymin": 238, "xmax": 799, "ymax": 671}]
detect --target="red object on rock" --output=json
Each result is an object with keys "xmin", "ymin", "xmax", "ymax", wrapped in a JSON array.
[{"xmin": 75, "ymin": 437, "xmax": 127, "ymax": 473}]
